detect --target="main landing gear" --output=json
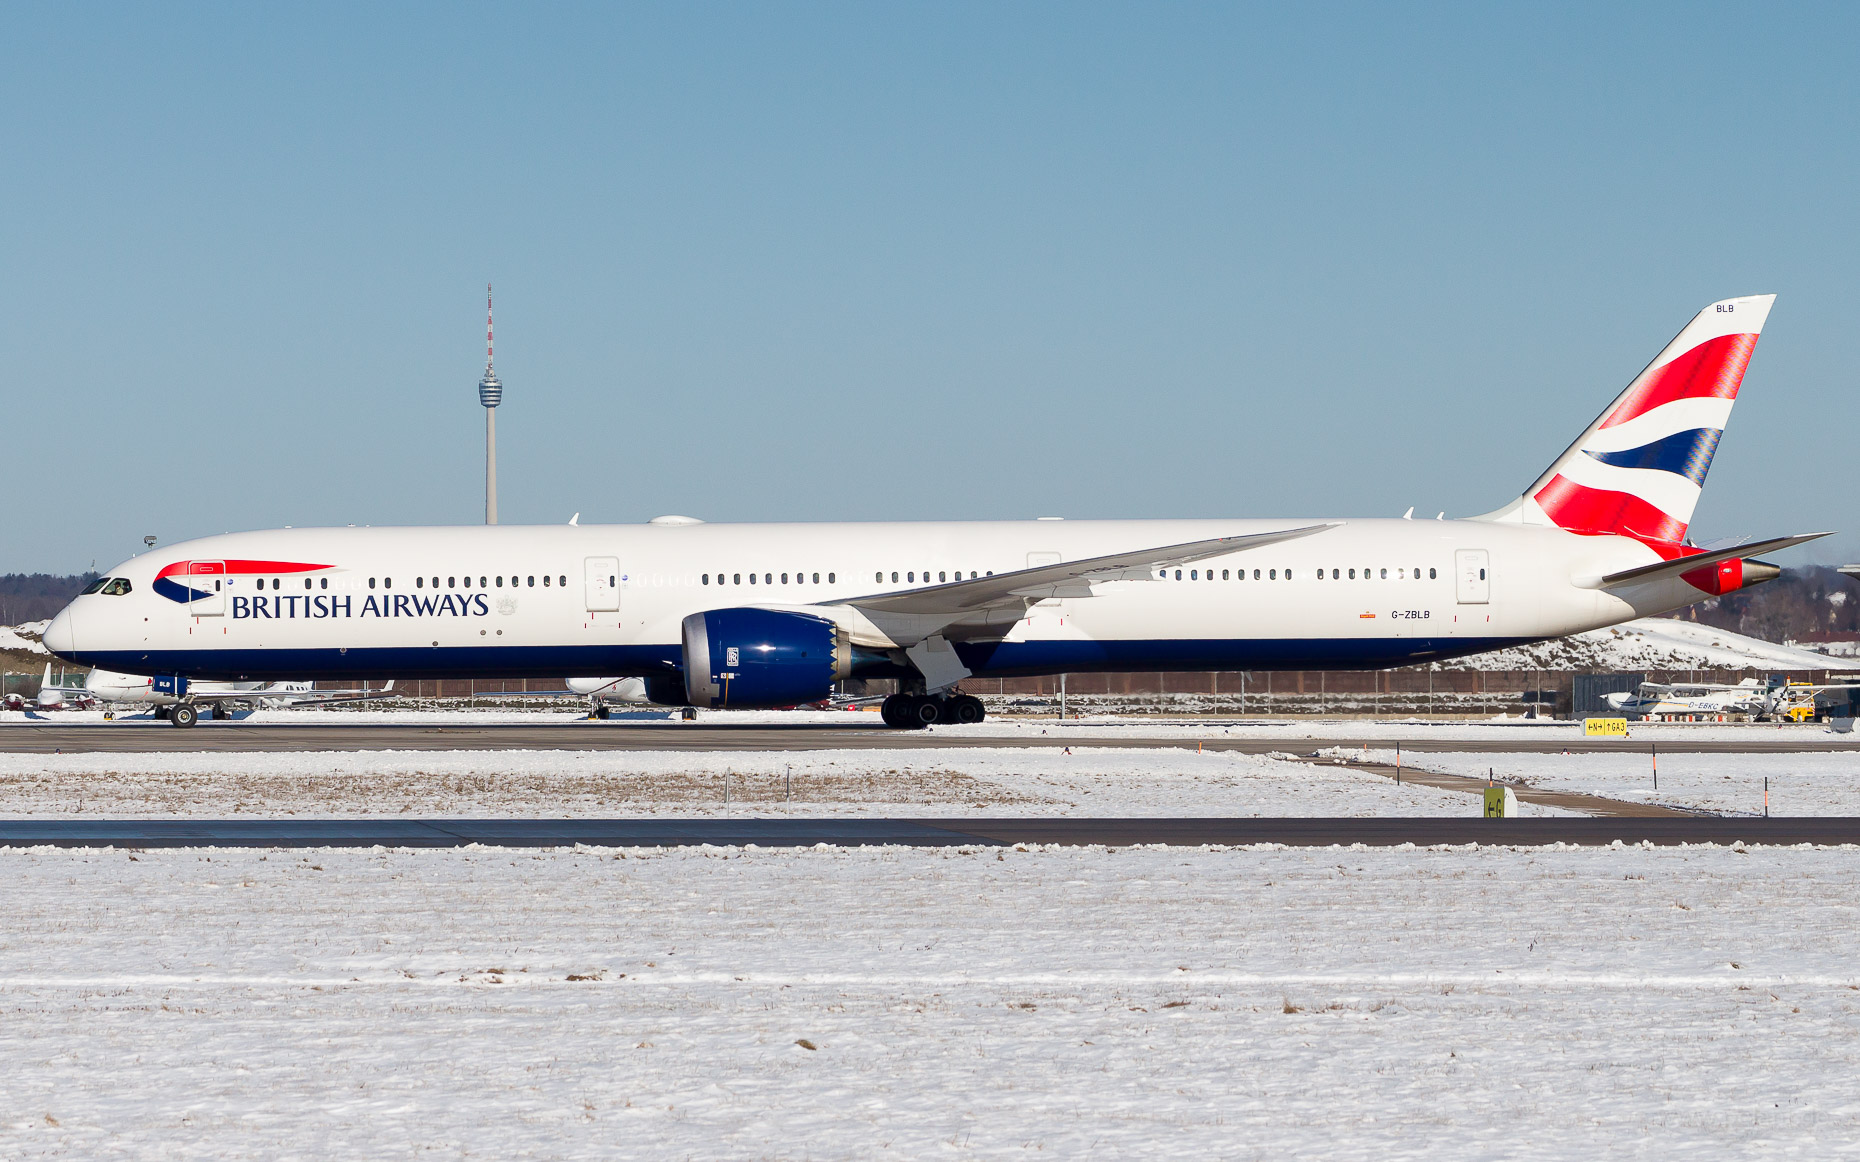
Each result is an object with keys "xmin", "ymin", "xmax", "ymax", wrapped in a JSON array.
[
  {"xmin": 169, "ymin": 703, "xmax": 199, "ymax": 729},
  {"xmin": 880, "ymin": 693, "xmax": 985, "ymax": 729}
]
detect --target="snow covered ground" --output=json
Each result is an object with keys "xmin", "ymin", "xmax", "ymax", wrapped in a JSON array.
[
  {"xmin": 1, "ymin": 842, "xmax": 1856, "ymax": 1158},
  {"xmin": 0, "ymin": 745, "xmax": 1566, "ymax": 818},
  {"xmin": 1350, "ymin": 747, "xmax": 1860, "ymax": 818}
]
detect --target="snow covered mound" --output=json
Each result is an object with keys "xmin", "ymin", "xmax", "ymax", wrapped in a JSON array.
[
  {"xmin": 0, "ymin": 624, "xmax": 48, "ymax": 656},
  {"xmin": 1447, "ymin": 617, "xmax": 1858, "ymax": 672}
]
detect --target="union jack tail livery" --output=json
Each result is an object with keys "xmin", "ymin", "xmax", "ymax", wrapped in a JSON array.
[{"xmin": 1482, "ymin": 294, "xmax": 1775, "ymax": 545}]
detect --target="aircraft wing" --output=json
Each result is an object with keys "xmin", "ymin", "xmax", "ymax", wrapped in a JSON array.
[
  {"xmin": 831, "ymin": 523, "xmax": 1341, "ymax": 618},
  {"xmin": 1587, "ymin": 533, "xmax": 1831, "ymax": 590}
]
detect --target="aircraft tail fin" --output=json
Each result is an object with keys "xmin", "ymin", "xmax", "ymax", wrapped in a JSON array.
[{"xmin": 1477, "ymin": 295, "xmax": 1775, "ymax": 544}]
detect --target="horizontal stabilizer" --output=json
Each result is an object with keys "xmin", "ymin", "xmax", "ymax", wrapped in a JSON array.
[
  {"xmin": 837, "ymin": 523, "xmax": 1341, "ymax": 617},
  {"xmin": 1583, "ymin": 532, "xmax": 1829, "ymax": 590}
]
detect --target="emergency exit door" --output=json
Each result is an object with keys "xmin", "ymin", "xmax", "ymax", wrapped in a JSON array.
[
  {"xmin": 584, "ymin": 557, "xmax": 621, "ymax": 612},
  {"xmin": 188, "ymin": 561, "xmax": 226, "ymax": 616},
  {"xmin": 1454, "ymin": 549, "xmax": 1490, "ymax": 604}
]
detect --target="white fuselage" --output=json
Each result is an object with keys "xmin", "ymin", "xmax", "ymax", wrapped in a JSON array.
[{"xmin": 42, "ymin": 517, "xmax": 1711, "ymax": 685}]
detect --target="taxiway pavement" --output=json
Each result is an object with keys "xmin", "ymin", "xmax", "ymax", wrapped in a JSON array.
[{"xmin": 2, "ymin": 815, "xmax": 1854, "ymax": 848}]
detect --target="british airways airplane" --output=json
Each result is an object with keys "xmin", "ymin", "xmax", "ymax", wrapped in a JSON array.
[{"xmin": 42, "ymin": 295, "xmax": 1824, "ymax": 728}]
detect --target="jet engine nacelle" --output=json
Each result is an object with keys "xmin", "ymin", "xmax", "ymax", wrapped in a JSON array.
[{"xmin": 682, "ymin": 607, "xmax": 852, "ymax": 709}]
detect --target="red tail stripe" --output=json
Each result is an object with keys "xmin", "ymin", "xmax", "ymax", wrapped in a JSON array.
[
  {"xmin": 1599, "ymin": 332, "xmax": 1757, "ymax": 429},
  {"xmin": 1533, "ymin": 474, "xmax": 1688, "ymax": 544}
]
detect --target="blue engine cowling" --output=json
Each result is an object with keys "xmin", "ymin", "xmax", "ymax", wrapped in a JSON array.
[{"xmin": 682, "ymin": 608, "xmax": 852, "ymax": 709}]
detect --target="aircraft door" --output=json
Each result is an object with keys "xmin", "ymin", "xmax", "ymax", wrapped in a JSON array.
[
  {"xmin": 584, "ymin": 557, "xmax": 621, "ymax": 612},
  {"xmin": 1454, "ymin": 550, "xmax": 1490, "ymax": 604},
  {"xmin": 188, "ymin": 561, "xmax": 226, "ymax": 615}
]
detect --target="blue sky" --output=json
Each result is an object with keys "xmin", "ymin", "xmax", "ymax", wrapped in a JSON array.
[{"xmin": 4, "ymin": 3, "xmax": 1856, "ymax": 572}]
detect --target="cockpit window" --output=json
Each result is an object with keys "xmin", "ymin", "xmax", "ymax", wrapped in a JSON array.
[
  {"xmin": 100, "ymin": 579, "xmax": 133, "ymax": 596},
  {"xmin": 80, "ymin": 578, "xmax": 108, "ymax": 595}
]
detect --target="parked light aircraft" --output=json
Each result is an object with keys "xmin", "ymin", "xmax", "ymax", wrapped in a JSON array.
[
  {"xmin": 1606, "ymin": 677, "xmax": 1860, "ymax": 721},
  {"xmin": 13, "ymin": 664, "xmax": 98, "ymax": 711},
  {"xmin": 43, "ymin": 295, "xmax": 1827, "ymax": 728},
  {"xmin": 74, "ymin": 668, "xmax": 392, "ymax": 723}
]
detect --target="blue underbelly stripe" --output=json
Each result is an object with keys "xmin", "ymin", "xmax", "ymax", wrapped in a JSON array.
[{"xmin": 66, "ymin": 637, "xmax": 1540, "ymax": 681}]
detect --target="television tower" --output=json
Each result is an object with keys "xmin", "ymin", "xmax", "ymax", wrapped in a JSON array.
[{"xmin": 478, "ymin": 284, "xmax": 502, "ymax": 525}]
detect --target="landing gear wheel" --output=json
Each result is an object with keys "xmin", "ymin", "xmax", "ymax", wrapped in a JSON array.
[
  {"xmin": 948, "ymin": 694, "xmax": 985, "ymax": 724},
  {"xmin": 907, "ymin": 695, "xmax": 943, "ymax": 728},
  {"xmin": 594, "ymin": 705, "xmax": 611, "ymax": 720},
  {"xmin": 213, "ymin": 703, "xmax": 232, "ymax": 721},
  {"xmin": 681, "ymin": 706, "xmax": 698, "ymax": 721},
  {"xmin": 153, "ymin": 706, "xmax": 171, "ymax": 720},
  {"xmin": 170, "ymin": 703, "xmax": 199, "ymax": 729},
  {"xmin": 880, "ymin": 694, "xmax": 910, "ymax": 728}
]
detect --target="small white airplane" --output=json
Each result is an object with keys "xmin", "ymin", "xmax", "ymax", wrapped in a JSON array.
[
  {"xmin": 565, "ymin": 676, "xmax": 651, "ymax": 719},
  {"xmin": 12, "ymin": 664, "xmax": 99, "ymax": 711},
  {"xmin": 67, "ymin": 668, "xmax": 392, "ymax": 723},
  {"xmin": 1605, "ymin": 677, "xmax": 1860, "ymax": 721}
]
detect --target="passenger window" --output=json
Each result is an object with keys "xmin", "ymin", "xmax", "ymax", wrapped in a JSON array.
[
  {"xmin": 1332, "ymin": 569, "xmax": 1339, "ymax": 579},
  {"xmin": 448, "ymin": 577, "xmax": 455, "ymax": 588},
  {"xmin": 463, "ymin": 577, "xmax": 471, "ymax": 588},
  {"xmin": 1269, "ymin": 569, "xmax": 1277, "ymax": 580},
  {"xmin": 781, "ymin": 573, "xmax": 789, "ymax": 584},
  {"xmin": 1190, "ymin": 569, "xmax": 1198, "ymax": 580},
  {"xmin": 321, "ymin": 578, "xmax": 329, "ymax": 589},
  {"xmin": 939, "ymin": 572, "xmax": 946, "ymax": 582},
  {"xmin": 908, "ymin": 572, "xmax": 914, "ymax": 583},
  {"xmin": 813, "ymin": 573, "xmax": 820, "ymax": 583},
  {"xmin": 1174, "ymin": 569, "xmax": 1182, "ymax": 580},
  {"xmin": 1479, "ymin": 568, "xmax": 1487, "ymax": 580},
  {"xmin": 543, "ymin": 576, "xmax": 551, "ymax": 587},
  {"xmin": 762, "ymin": 574, "xmax": 770, "ymax": 585},
  {"xmin": 479, "ymin": 577, "xmax": 487, "ymax": 588},
  {"xmin": 1222, "ymin": 569, "xmax": 1230, "ymax": 580},
  {"xmin": 1348, "ymin": 569, "xmax": 1355, "ymax": 579},
  {"xmin": 891, "ymin": 572, "xmax": 899, "ymax": 583},
  {"xmin": 702, "ymin": 574, "xmax": 710, "ymax": 585},
  {"xmin": 528, "ymin": 576, "xmax": 535, "ymax": 587},
  {"xmin": 496, "ymin": 576, "xmax": 504, "ymax": 587},
  {"xmin": 733, "ymin": 574, "xmax": 741, "ymax": 585},
  {"xmin": 749, "ymin": 573, "xmax": 757, "ymax": 585},
  {"xmin": 385, "ymin": 577, "xmax": 392, "ymax": 589},
  {"xmin": 1380, "ymin": 568, "xmax": 1387, "ymax": 579},
  {"xmin": 1429, "ymin": 568, "xmax": 1437, "ymax": 579},
  {"xmin": 828, "ymin": 573, "xmax": 835, "ymax": 583}
]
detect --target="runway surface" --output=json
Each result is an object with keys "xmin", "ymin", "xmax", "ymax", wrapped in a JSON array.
[
  {"xmin": 6, "ymin": 721, "xmax": 1860, "ymax": 754},
  {"xmin": 2, "ymin": 816, "xmax": 1855, "ymax": 848}
]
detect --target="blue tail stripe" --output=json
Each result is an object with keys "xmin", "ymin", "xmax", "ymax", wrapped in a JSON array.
[{"xmin": 1584, "ymin": 428, "xmax": 1722, "ymax": 486}]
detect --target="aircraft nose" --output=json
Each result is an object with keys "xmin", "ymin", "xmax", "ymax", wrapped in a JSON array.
[{"xmin": 41, "ymin": 607, "xmax": 78, "ymax": 659}]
